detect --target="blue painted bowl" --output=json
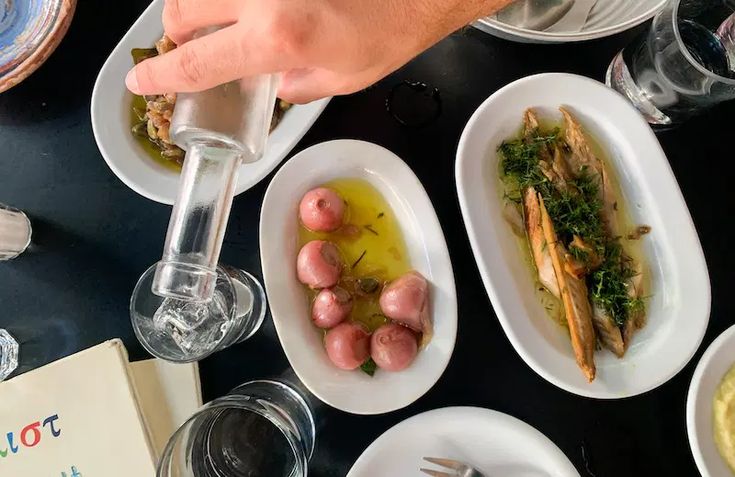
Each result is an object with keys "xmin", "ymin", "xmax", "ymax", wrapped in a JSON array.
[{"xmin": 0, "ymin": 0, "xmax": 76, "ymax": 92}]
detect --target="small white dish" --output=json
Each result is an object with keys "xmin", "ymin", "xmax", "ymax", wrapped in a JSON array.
[
  {"xmin": 346, "ymin": 407, "xmax": 580, "ymax": 476},
  {"xmin": 260, "ymin": 140, "xmax": 457, "ymax": 415},
  {"xmin": 456, "ymin": 73, "xmax": 710, "ymax": 398},
  {"xmin": 474, "ymin": 0, "xmax": 666, "ymax": 44},
  {"xmin": 91, "ymin": 0, "xmax": 330, "ymax": 205},
  {"xmin": 687, "ymin": 325, "xmax": 735, "ymax": 477}
]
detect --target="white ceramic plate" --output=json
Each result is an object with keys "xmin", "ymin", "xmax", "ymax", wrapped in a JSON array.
[
  {"xmin": 260, "ymin": 140, "xmax": 457, "ymax": 415},
  {"xmin": 347, "ymin": 407, "xmax": 580, "ymax": 477},
  {"xmin": 455, "ymin": 73, "xmax": 710, "ymax": 398},
  {"xmin": 474, "ymin": 0, "xmax": 666, "ymax": 44},
  {"xmin": 687, "ymin": 325, "xmax": 735, "ymax": 477},
  {"xmin": 91, "ymin": 0, "xmax": 330, "ymax": 205}
]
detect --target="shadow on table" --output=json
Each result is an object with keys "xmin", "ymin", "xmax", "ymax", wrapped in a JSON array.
[{"xmin": 3, "ymin": 217, "xmax": 142, "ymax": 372}]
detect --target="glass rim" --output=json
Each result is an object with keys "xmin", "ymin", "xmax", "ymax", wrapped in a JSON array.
[
  {"xmin": 671, "ymin": 0, "xmax": 735, "ymax": 85},
  {"xmin": 157, "ymin": 379, "xmax": 312, "ymax": 477},
  {"xmin": 0, "ymin": 206, "xmax": 31, "ymax": 259},
  {"xmin": 129, "ymin": 261, "xmax": 236, "ymax": 363}
]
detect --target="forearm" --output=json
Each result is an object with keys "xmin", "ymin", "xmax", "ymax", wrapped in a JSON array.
[{"xmin": 400, "ymin": 0, "xmax": 515, "ymax": 46}]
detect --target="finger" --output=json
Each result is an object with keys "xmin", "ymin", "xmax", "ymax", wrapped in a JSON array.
[
  {"xmin": 162, "ymin": 0, "xmax": 241, "ymax": 44},
  {"xmin": 126, "ymin": 25, "xmax": 284, "ymax": 95},
  {"xmin": 278, "ymin": 68, "xmax": 368, "ymax": 104}
]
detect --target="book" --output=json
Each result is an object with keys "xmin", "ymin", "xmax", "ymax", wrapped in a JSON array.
[
  {"xmin": 128, "ymin": 356, "xmax": 202, "ymax": 460},
  {"xmin": 0, "ymin": 340, "xmax": 201, "ymax": 476}
]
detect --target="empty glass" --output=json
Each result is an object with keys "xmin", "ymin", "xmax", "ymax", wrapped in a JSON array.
[
  {"xmin": 606, "ymin": 0, "xmax": 735, "ymax": 126},
  {"xmin": 0, "ymin": 203, "xmax": 31, "ymax": 260},
  {"xmin": 131, "ymin": 262, "xmax": 266, "ymax": 363},
  {"xmin": 158, "ymin": 380, "xmax": 315, "ymax": 477}
]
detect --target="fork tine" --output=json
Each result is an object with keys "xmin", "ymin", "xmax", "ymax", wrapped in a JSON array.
[
  {"xmin": 419, "ymin": 468, "xmax": 453, "ymax": 477},
  {"xmin": 423, "ymin": 457, "xmax": 464, "ymax": 470}
]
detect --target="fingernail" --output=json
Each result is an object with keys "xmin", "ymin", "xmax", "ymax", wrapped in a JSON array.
[{"xmin": 125, "ymin": 69, "xmax": 140, "ymax": 94}]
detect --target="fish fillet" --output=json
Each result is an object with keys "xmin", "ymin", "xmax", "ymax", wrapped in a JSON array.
[
  {"xmin": 539, "ymin": 194, "xmax": 597, "ymax": 382},
  {"xmin": 560, "ymin": 107, "xmax": 620, "ymax": 236},
  {"xmin": 524, "ymin": 109, "xmax": 554, "ymax": 163},
  {"xmin": 551, "ymin": 144, "xmax": 573, "ymax": 184},
  {"xmin": 524, "ymin": 109, "xmax": 541, "ymax": 134},
  {"xmin": 560, "ymin": 107, "xmax": 602, "ymax": 176},
  {"xmin": 522, "ymin": 187, "xmax": 560, "ymax": 298},
  {"xmin": 623, "ymin": 260, "xmax": 645, "ymax": 350},
  {"xmin": 592, "ymin": 305, "xmax": 625, "ymax": 358}
]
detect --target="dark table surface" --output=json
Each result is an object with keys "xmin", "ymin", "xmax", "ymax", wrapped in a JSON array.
[{"xmin": 1, "ymin": 1, "xmax": 733, "ymax": 476}]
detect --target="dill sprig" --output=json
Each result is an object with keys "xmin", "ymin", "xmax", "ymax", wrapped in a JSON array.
[
  {"xmin": 543, "ymin": 175, "xmax": 605, "ymax": 251},
  {"xmin": 499, "ymin": 129, "xmax": 559, "ymax": 187},
  {"xmin": 499, "ymin": 126, "xmax": 643, "ymax": 326},
  {"xmin": 590, "ymin": 242, "xmax": 644, "ymax": 326}
]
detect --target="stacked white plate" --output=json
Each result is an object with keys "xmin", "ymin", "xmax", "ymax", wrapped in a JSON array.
[{"xmin": 475, "ymin": 0, "xmax": 667, "ymax": 43}]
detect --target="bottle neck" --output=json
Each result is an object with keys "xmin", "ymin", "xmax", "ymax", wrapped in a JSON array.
[{"xmin": 152, "ymin": 142, "xmax": 243, "ymax": 301}]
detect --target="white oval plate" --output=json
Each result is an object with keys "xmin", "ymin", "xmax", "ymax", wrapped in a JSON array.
[
  {"xmin": 347, "ymin": 407, "xmax": 580, "ymax": 477},
  {"xmin": 474, "ymin": 0, "xmax": 666, "ymax": 44},
  {"xmin": 456, "ymin": 73, "xmax": 710, "ymax": 398},
  {"xmin": 91, "ymin": 0, "xmax": 330, "ymax": 205},
  {"xmin": 260, "ymin": 140, "xmax": 457, "ymax": 415},
  {"xmin": 687, "ymin": 325, "xmax": 735, "ymax": 477}
]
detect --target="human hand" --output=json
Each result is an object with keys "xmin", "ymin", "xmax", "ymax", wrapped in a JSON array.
[{"xmin": 125, "ymin": 0, "xmax": 512, "ymax": 103}]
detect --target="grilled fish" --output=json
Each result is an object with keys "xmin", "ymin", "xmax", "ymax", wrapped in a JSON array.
[
  {"xmin": 592, "ymin": 304, "xmax": 625, "ymax": 357},
  {"xmin": 539, "ymin": 193, "xmax": 597, "ymax": 382},
  {"xmin": 560, "ymin": 107, "xmax": 620, "ymax": 237},
  {"xmin": 523, "ymin": 187, "xmax": 560, "ymax": 298},
  {"xmin": 623, "ymin": 260, "xmax": 645, "ymax": 350}
]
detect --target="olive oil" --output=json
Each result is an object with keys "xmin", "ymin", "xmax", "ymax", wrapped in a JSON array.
[
  {"xmin": 130, "ymin": 96, "xmax": 182, "ymax": 172},
  {"xmin": 298, "ymin": 179, "xmax": 411, "ymax": 331}
]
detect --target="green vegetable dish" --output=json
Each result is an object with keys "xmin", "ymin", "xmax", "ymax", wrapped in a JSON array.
[
  {"xmin": 130, "ymin": 36, "xmax": 292, "ymax": 170},
  {"xmin": 499, "ymin": 107, "xmax": 651, "ymax": 382}
]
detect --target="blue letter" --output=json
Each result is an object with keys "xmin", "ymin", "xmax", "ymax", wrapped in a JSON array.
[
  {"xmin": 6, "ymin": 432, "xmax": 18, "ymax": 454},
  {"xmin": 43, "ymin": 415, "xmax": 62, "ymax": 437}
]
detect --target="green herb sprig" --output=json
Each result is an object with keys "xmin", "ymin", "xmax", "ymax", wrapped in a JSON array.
[{"xmin": 360, "ymin": 358, "xmax": 377, "ymax": 377}]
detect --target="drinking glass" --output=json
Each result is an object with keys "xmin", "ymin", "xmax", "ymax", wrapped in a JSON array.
[
  {"xmin": 0, "ymin": 203, "xmax": 31, "ymax": 260},
  {"xmin": 131, "ymin": 262, "xmax": 266, "ymax": 363},
  {"xmin": 606, "ymin": 0, "xmax": 735, "ymax": 126},
  {"xmin": 0, "ymin": 329, "xmax": 18, "ymax": 381},
  {"xmin": 158, "ymin": 380, "xmax": 315, "ymax": 477}
]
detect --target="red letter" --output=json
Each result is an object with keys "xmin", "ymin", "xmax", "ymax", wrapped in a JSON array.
[{"xmin": 20, "ymin": 422, "xmax": 41, "ymax": 447}]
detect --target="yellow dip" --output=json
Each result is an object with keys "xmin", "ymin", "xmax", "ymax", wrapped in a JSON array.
[
  {"xmin": 714, "ymin": 363, "xmax": 735, "ymax": 474},
  {"xmin": 298, "ymin": 179, "xmax": 411, "ymax": 332}
]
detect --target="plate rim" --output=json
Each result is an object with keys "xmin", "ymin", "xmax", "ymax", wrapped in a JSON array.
[
  {"xmin": 346, "ymin": 406, "xmax": 580, "ymax": 476},
  {"xmin": 455, "ymin": 72, "xmax": 711, "ymax": 399},
  {"xmin": 475, "ymin": 0, "xmax": 667, "ymax": 43},
  {"xmin": 0, "ymin": 0, "xmax": 77, "ymax": 92},
  {"xmin": 687, "ymin": 324, "xmax": 735, "ymax": 477}
]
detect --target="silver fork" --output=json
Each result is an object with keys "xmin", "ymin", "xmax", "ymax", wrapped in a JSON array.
[{"xmin": 420, "ymin": 457, "xmax": 486, "ymax": 477}]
